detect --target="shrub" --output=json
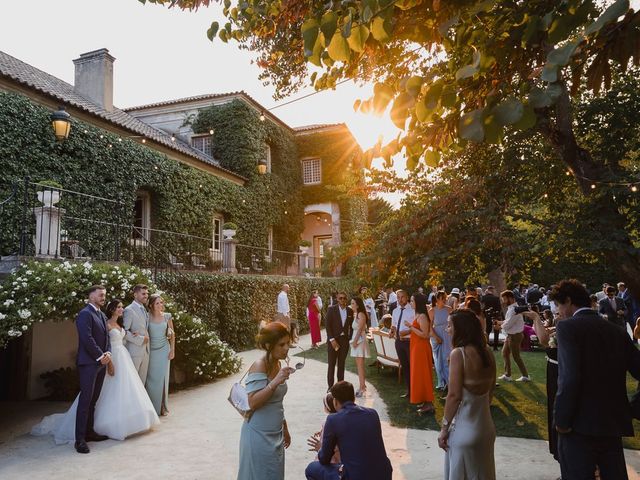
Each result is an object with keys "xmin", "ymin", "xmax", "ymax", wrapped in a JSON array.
[{"xmin": 0, "ymin": 260, "xmax": 241, "ymax": 386}]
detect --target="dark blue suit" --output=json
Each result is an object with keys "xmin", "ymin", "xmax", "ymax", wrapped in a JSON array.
[
  {"xmin": 306, "ymin": 402, "xmax": 392, "ymax": 480},
  {"xmin": 555, "ymin": 308, "xmax": 640, "ymax": 479},
  {"xmin": 75, "ymin": 304, "xmax": 110, "ymax": 443}
]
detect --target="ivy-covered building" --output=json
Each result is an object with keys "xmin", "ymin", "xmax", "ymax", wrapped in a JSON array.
[{"xmin": 0, "ymin": 48, "xmax": 365, "ymax": 272}]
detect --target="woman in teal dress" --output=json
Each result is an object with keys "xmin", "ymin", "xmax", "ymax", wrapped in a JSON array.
[
  {"xmin": 145, "ymin": 294, "xmax": 175, "ymax": 416},
  {"xmin": 238, "ymin": 322, "xmax": 294, "ymax": 480}
]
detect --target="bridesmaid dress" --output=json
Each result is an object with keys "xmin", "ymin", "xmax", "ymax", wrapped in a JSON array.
[
  {"xmin": 145, "ymin": 313, "xmax": 171, "ymax": 415},
  {"xmin": 409, "ymin": 317, "xmax": 435, "ymax": 405}
]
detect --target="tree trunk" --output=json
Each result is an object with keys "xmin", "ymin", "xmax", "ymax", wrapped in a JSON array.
[{"xmin": 539, "ymin": 83, "xmax": 640, "ymax": 299}]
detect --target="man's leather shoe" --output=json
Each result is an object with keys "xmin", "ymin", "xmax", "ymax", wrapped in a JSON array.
[
  {"xmin": 75, "ymin": 441, "xmax": 90, "ymax": 454},
  {"xmin": 86, "ymin": 433, "xmax": 109, "ymax": 442}
]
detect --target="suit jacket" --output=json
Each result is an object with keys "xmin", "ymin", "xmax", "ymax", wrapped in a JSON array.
[
  {"xmin": 598, "ymin": 297, "xmax": 626, "ymax": 327},
  {"xmin": 325, "ymin": 304, "xmax": 353, "ymax": 343},
  {"xmin": 554, "ymin": 308, "xmax": 640, "ymax": 437},
  {"xmin": 123, "ymin": 302, "xmax": 149, "ymax": 357},
  {"xmin": 319, "ymin": 402, "xmax": 392, "ymax": 479},
  {"xmin": 76, "ymin": 305, "xmax": 110, "ymax": 366}
]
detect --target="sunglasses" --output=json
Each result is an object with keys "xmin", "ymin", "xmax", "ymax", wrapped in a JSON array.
[
  {"xmin": 337, "ymin": 296, "xmax": 347, "ymax": 300},
  {"xmin": 285, "ymin": 345, "xmax": 306, "ymax": 371}
]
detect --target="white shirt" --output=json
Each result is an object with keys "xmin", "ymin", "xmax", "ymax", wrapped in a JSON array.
[
  {"xmin": 502, "ymin": 304, "xmax": 524, "ymax": 335},
  {"xmin": 277, "ymin": 291, "xmax": 290, "ymax": 316},
  {"xmin": 339, "ymin": 306, "xmax": 347, "ymax": 327},
  {"xmin": 391, "ymin": 304, "xmax": 414, "ymax": 339},
  {"xmin": 388, "ymin": 291, "xmax": 398, "ymax": 304}
]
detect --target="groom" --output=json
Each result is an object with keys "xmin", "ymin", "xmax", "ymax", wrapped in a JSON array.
[
  {"xmin": 123, "ymin": 284, "xmax": 150, "ymax": 382},
  {"xmin": 75, "ymin": 285, "xmax": 111, "ymax": 454}
]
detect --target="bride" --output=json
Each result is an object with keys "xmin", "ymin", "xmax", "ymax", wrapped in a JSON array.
[{"xmin": 32, "ymin": 299, "xmax": 159, "ymax": 444}]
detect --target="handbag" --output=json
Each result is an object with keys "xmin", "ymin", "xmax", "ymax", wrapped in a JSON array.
[{"xmin": 228, "ymin": 369, "xmax": 253, "ymax": 419}]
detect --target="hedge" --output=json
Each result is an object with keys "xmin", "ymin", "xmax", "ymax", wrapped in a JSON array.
[{"xmin": 156, "ymin": 272, "xmax": 357, "ymax": 350}]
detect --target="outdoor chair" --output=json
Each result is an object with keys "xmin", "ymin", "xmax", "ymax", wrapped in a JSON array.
[
  {"xmin": 236, "ymin": 261, "xmax": 250, "ymax": 274},
  {"xmin": 251, "ymin": 254, "xmax": 263, "ymax": 273},
  {"xmin": 168, "ymin": 253, "xmax": 184, "ymax": 270},
  {"xmin": 372, "ymin": 329, "xmax": 402, "ymax": 382},
  {"xmin": 191, "ymin": 254, "xmax": 206, "ymax": 269}
]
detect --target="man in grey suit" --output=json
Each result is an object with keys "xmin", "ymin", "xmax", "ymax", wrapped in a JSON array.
[{"xmin": 123, "ymin": 284, "xmax": 150, "ymax": 383}]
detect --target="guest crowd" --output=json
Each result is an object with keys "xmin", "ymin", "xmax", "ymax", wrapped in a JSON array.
[{"xmin": 242, "ymin": 280, "xmax": 640, "ymax": 480}]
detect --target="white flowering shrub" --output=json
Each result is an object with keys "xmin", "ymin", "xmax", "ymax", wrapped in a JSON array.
[{"xmin": 0, "ymin": 260, "xmax": 240, "ymax": 383}]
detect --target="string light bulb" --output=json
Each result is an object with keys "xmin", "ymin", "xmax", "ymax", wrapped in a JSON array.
[
  {"xmin": 632, "ymin": 186, "xmax": 638, "ymax": 192},
  {"xmin": 171, "ymin": 136, "xmax": 176, "ymax": 142},
  {"xmin": 591, "ymin": 184, "xmax": 596, "ymax": 189},
  {"xmin": 543, "ymin": 193, "xmax": 548, "ymax": 198},
  {"xmin": 209, "ymin": 129, "xmax": 214, "ymax": 135},
  {"xmin": 259, "ymin": 111, "xmax": 265, "ymax": 122},
  {"xmin": 142, "ymin": 138, "xmax": 146, "ymax": 144},
  {"xmin": 565, "ymin": 171, "xmax": 570, "ymax": 176}
]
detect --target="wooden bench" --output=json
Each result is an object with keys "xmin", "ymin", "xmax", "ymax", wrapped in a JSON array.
[{"xmin": 370, "ymin": 329, "xmax": 402, "ymax": 382}]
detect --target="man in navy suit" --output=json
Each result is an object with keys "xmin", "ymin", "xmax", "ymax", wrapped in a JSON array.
[
  {"xmin": 325, "ymin": 292, "xmax": 353, "ymax": 389},
  {"xmin": 551, "ymin": 280, "xmax": 640, "ymax": 479},
  {"xmin": 305, "ymin": 381, "xmax": 392, "ymax": 480},
  {"xmin": 74, "ymin": 285, "xmax": 112, "ymax": 454}
]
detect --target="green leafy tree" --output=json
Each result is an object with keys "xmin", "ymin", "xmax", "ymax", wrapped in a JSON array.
[{"xmin": 140, "ymin": 0, "xmax": 640, "ymax": 292}]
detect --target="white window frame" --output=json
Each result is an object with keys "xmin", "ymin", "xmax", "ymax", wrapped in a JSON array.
[
  {"xmin": 191, "ymin": 133, "xmax": 213, "ymax": 157},
  {"xmin": 302, "ymin": 157, "xmax": 322, "ymax": 185},
  {"xmin": 212, "ymin": 214, "xmax": 223, "ymax": 252},
  {"xmin": 265, "ymin": 144, "xmax": 272, "ymax": 173},
  {"xmin": 267, "ymin": 227, "xmax": 273, "ymax": 261},
  {"xmin": 130, "ymin": 191, "xmax": 151, "ymax": 246}
]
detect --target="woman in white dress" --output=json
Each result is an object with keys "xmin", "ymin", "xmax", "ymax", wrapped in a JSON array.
[
  {"xmin": 438, "ymin": 309, "xmax": 496, "ymax": 479},
  {"xmin": 32, "ymin": 299, "xmax": 159, "ymax": 444},
  {"xmin": 349, "ymin": 297, "xmax": 369, "ymax": 398},
  {"xmin": 359, "ymin": 286, "xmax": 378, "ymax": 328}
]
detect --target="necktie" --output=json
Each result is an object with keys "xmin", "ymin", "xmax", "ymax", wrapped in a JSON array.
[
  {"xmin": 396, "ymin": 308, "xmax": 405, "ymax": 340},
  {"xmin": 610, "ymin": 297, "xmax": 616, "ymax": 311}
]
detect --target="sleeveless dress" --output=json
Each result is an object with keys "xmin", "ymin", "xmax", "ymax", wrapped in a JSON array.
[
  {"xmin": 445, "ymin": 347, "xmax": 496, "ymax": 480},
  {"xmin": 431, "ymin": 306, "xmax": 452, "ymax": 388},
  {"xmin": 31, "ymin": 327, "xmax": 159, "ymax": 443},
  {"xmin": 145, "ymin": 314, "xmax": 171, "ymax": 415},
  {"xmin": 308, "ymin": 297, "xmax": 321, "ymax": 344},
  {"xmin": 350, "ymin": 318, "xmax": 369, "ymax": 358},
  {"xmin": 238, "ymin": 372, "xmax": 288, "ymax": 480},
  {"xmin": 409, "ymin": 317, "xmax": 435, "ymax": 404}
]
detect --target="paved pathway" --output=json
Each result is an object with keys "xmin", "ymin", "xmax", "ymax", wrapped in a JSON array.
[{"xmin": 1, "ymin": 332, "xmax": 639, "ymax": 479}]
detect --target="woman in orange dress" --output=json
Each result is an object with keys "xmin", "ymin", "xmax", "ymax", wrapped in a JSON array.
[{"xmin": 405, "ymin": 293, "xmax": 435, "ymax": 414}]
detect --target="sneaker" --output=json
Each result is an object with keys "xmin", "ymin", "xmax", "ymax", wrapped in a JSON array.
[
  {"xmin": 498, "ymin": 374, "xmax": 512, "ymax": 382},
  {"xmin": 515, "ymin": 376, "xmax": 531, "ymax": 382}
]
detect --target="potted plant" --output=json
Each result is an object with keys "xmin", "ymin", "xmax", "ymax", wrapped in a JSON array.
[
  {"xmin": 36, "ymin": 180, "xmax": 63, "ymax": 206},
  {"xmin": 222, "ymin": 222, "xmax": 238, "ymax": 239},
  {"xmin": 298, "ymin": 239, "xmax": 311, "ymax": 254}
]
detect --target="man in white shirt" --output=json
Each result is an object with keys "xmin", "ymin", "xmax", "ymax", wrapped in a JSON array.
[
  {"xmin": 275, "ymin": 283, "xmax": 292, "ymax": 336},
  {"xmin": 497, "ymin": 290, "xmax": 537, "ymax": 382},
  {"xmin": 388, "ymin": 290, "xmax": 414, "ymax": 397}
]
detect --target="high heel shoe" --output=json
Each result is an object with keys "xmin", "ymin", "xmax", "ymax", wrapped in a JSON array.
[{"xmin": 417, "ymin": 405, "xmax": 435, "ymax": 414}]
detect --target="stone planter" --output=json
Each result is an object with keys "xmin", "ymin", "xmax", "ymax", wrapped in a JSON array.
[
  {"xmin": 37, "ymin": 190, "xmax": 61, "ymax": 206},
  {"xmin": 222, "ymin": 229, "xmax": 237, "ymax": 240}
]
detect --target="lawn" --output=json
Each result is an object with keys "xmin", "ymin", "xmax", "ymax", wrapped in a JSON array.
[{"xmin": 297, "ymin": 344, "xmax": 640, "ymax": 449}]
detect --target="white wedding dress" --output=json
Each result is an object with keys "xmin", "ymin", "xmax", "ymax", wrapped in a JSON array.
[{"xmin": 31, "ymin": 328, "xmax": 159, "ymax": 444}]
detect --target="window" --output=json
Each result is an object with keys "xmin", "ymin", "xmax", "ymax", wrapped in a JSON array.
[
  {"xmin": 302, "ymin": 158, "xmax": 321, "ymax": 185},
  {"xmin": 191, "ymin": 134, "xmax": 213, "ymax": 157},
  {"xmin": 264, "ymin": 144, "xmax": 272, "ymax": 173},
  {"xmin": 212, "ymin": 215, "xmax": 223, "ymax": 252},
  {"xmin": 131, "ymin": 191, "xmax": 151, "ymax": 244}
]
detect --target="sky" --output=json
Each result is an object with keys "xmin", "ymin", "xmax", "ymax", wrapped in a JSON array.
[{"xmin": 0, "ymin": 0, "xmax": 400, "ymax": 153}]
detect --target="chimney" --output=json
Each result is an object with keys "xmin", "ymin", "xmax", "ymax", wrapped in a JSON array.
[{"xmin": 73, "ymin": 48, "xmax": 115, "ymax": 112}]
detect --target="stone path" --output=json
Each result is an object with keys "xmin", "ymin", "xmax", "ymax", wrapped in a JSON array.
[{"xmin": 1, "ymin": 332, "xmax": 639, "ymax": 479}]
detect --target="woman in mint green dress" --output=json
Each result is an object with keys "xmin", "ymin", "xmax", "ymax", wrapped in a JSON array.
[
  {"xmin": 238, "ymin": 322, "xmax": 294, "ymax": 480},
  {"xmin": 145, "ymin": 294, "xmax": 175, "ymax": 416}
]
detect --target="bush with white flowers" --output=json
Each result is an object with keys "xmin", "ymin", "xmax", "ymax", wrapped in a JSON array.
[{"xmin": 0, "ymin": 260, "xmax": 240, "ymax": 384}]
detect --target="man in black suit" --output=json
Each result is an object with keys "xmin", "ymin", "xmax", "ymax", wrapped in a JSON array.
[
  {"xmin": 75, "ymin": 285, "xmax": 112, "ymax": 453},
  {"xmin": 598, "ymin": 285, "xmax": 627, "ymax": 328},
  {"xmin": 550, "ymin": 279, "xmax": 640, "ymax": 479},
  {"xmin": 325, "ymin": 291, "xmax": 353, "ymax": 389}
]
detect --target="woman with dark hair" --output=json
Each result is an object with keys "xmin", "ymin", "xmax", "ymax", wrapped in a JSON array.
[
  {"xmin": 307, "ymin": 290, "xmax": 322, "ymax": 349},
  {"xmin": 405, "ymin": 294, "xmax": 435, "ymax": 414},
  {"xmin": 465, "ymin": 298, "xmax": 487, "ymax": 337},
  {"xmin": 145, "ymin": 294, "xmax": 175, "ymax": 416},
  {"xmin": 306, "ymin": 392, "xmax": 341, "ymax": 466},
  {"xmin": 238, "ymin": 322, "xmax": 294, "ymax": 480},
  {"xmin": 105, "ymin": 298, "xmax": 124, "ymax": 328},
  {"xmin": 429, "ymin": 291, "xmax": 452, "ymax": 390},
  {"xmin": 439, "ymin": 309, "xmax": 496, "ymax": 480},
  {"xmin": 349, "ymin": 296, "xmax": 370, "ymax": 397}
]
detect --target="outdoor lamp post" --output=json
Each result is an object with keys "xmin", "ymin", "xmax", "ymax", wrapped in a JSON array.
[
  {"xmin": 257, "ymin": 158, "xmax": 268, "ymax": 175},
  {"xmin": 50, "ymin": 106, "xmax": 71, "ymax": 142}
]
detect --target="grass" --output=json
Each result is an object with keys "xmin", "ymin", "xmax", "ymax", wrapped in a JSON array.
[{"xmin": 297, "ymin": 344, "xmax": 640, "ymax": 449}]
